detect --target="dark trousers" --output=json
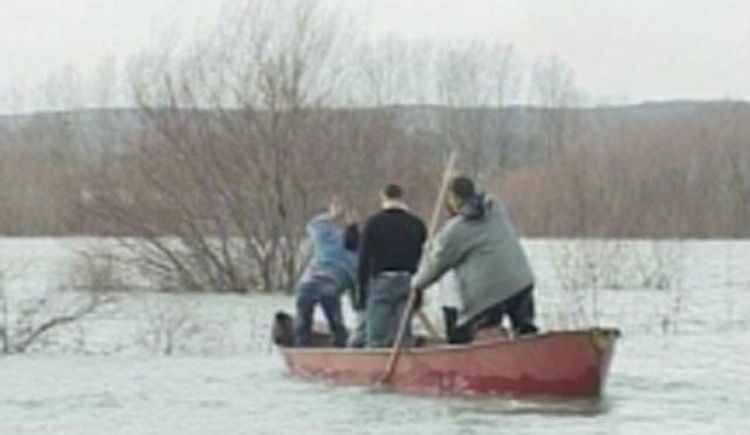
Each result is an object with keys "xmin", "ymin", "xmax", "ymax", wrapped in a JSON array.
[
  {"xmin": 294, "ymin": 280, "xmax": 348, "ymax": 347},
  {"xmin": 444, "ymin": 285, "xmax": 538, "ymax": 345}
]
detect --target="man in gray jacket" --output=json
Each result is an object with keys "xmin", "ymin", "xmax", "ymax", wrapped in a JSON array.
[{"xmin": 411, "ymin": 176, "xmax": 538, "ymax": 344}]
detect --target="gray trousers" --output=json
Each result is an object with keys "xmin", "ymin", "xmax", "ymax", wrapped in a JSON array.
[{"xmin": 366, "ymin": 272, "xmax": 412, "ymax": 348}]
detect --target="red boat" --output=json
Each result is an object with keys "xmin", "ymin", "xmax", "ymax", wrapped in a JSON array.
[{"xmin": 277, "ymin": 326, "xmax": 620, "ymax": 397}]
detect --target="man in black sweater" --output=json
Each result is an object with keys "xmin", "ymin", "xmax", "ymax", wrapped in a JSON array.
[{"xmin": 356, "ymin": 184, "xmax": 427, "ymax": 347}]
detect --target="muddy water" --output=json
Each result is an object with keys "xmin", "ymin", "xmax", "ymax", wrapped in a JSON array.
[{"xmin": 0, "ymin": 239, "xmax": 748, "ymax": 434}]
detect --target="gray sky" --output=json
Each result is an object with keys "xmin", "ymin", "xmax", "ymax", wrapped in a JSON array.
[{"xmin": 1, "ymin": 0, "xmax": 748, "ymax": 112}]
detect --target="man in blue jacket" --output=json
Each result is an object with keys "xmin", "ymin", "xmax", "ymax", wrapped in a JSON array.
[{"xmin": 294, "ymin": 198, "xmax": 357, "ymax": 347}]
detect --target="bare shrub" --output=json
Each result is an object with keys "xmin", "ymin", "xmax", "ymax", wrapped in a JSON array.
[
  {"xmin": 136, "ymin": 296, "xmax": 194, "ymax": 355},
  {"xmin": 134, "ymin": 295, "xmax": 230, "ymax": 355},
  {"xmin": 67, "ymin": 243, "xmax": 134, "ymax": 293},
  {"xmin": 0, "ymin": 263, "xmax": 112, "ymax": 354},
  {"xmin": 80, "ymin": 0, "xmax": 361, "ymax": 294},
  {"xmin": 547, "ymin": 240, "xmax": 686, "ymax": 329}
]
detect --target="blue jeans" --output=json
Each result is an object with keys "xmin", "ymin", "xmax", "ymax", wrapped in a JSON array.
[
  {"xmin": 294, "ymin": 279, "xmax": 348, "ymax": 347},
  {"xmin": 366, "ymin": 272, "xmax": 412, "ymax": 348}
]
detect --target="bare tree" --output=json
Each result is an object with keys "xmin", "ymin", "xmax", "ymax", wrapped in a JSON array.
[
  {"xmin": 434, "ymin": 42, "xmax": 518, "ymax": 178},
  {"xmin": 529, "ymin": 54, "xmax": 582, "ymax": 161},
  {"xmin": 0, "ymin": 263, "xmax": 110, "ymax": 355},
  {"xmin": 83, "ymin": 0, "xmax": 358, "ymax": 294}
]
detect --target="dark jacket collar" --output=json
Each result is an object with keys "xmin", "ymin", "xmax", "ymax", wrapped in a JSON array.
[{"xmin": 456, "ymin": 194, "xmax": 488, "ymax": 221}]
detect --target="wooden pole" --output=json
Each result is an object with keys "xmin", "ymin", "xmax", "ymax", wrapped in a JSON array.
[{"xmin": 380, "ymin": 151, "xmax": 457, "ymax": 383}]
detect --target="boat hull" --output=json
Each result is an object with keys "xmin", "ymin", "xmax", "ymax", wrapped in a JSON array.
[{"xmin": 279, "ymin": 328, "xmax": 619, "ymax": 397}]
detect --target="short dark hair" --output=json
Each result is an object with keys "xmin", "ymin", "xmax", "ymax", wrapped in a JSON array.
[
  {"xmin": 382, "ymin": 183, "xmax": 403, "ymax": 200},
  {"xmin": 449, "ymin": 176, "xmax": 475, "ymax": 200}
]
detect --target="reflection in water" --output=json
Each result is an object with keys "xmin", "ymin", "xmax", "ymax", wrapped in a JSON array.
[
  {"xmin": 367, "ymin": 387, "xmax": 610, "ymax": 417},
  {"xmin": 310, "ymin": 377, "xmax": 610, "ymax": 417},
  {"xmin": 445, "ymin": 395, "xmax": 610, "ymax": 416}
]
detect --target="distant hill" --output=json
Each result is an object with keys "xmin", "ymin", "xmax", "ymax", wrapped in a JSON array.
[{"xmin": 1, "ymin": 100, "xmax": 748, "ymax": 159}]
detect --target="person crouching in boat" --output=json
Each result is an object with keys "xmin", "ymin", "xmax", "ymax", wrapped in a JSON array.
[
  {"xmin": 357, "ymin": 184, "xmax": 428, "ymax": 348},
  {"xmin": 293, "ymin": 198, "xmax": 357, "ymax": 347},
  {"xmin": 411, "ymin": 176, "xmax": 538, "ymax": 344}
]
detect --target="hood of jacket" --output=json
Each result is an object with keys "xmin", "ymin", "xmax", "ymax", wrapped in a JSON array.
[{"xmin": 456, "ymin": 193, "xmax": 489, "ymax": 221}]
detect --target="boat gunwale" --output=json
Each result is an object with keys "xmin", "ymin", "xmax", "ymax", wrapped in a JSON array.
[{"xmin": 279, "ymin": 327, "xmax": 620, "ymax": 356}]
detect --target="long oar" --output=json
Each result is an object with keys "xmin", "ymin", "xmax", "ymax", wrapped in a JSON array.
[{"xmin": 379, "ymin": 151, "xmax": 457, "ymax": 384}]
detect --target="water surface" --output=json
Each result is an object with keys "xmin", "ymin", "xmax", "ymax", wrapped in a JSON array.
[{"xmin": 0, "ymin": 239, "xmax": 748, "ymax": 434}]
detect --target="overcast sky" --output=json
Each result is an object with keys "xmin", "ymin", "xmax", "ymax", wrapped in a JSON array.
[{"xmin": 1, "ymin": 0, "xmax": 748, "ymax": 112}]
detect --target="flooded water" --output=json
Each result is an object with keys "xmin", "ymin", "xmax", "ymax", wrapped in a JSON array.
[{"xmin": 0, "ymin": 239, "xmax": 748, "ymax": 434}]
